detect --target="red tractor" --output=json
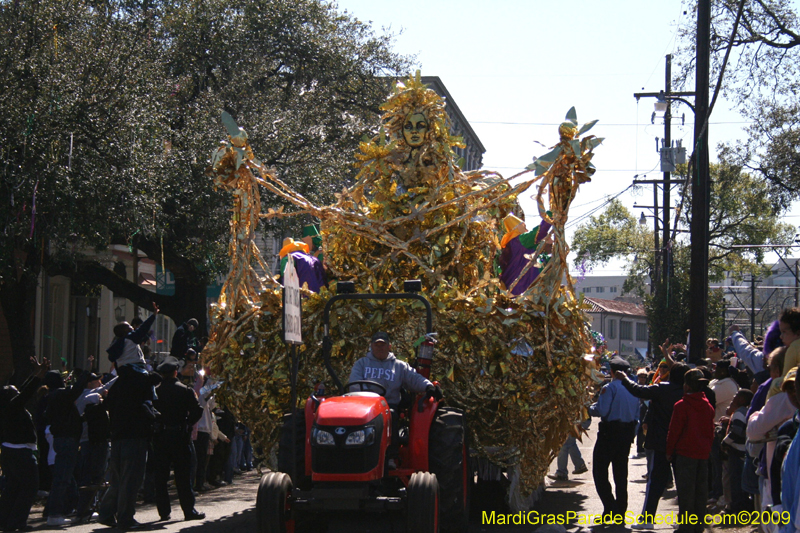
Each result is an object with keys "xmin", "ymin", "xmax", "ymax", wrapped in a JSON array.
[{"xmin": 256, "ymin": 281, "xmax": 470, "ymax": 533}]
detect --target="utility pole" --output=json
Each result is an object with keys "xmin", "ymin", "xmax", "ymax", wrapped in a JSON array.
[
  {"xmin": 654, "ymin": 186, "xmax": 660, "ymax": 290},
  {"xmin": 634, "ymin": 56, "xmax": 691, "ymax": 296},
  {"xmin": 689, "ymin": 0, "xmax": 711, "ymax": 363},
  {"xmin": 662, "ymin": 55, "xmax": 672, "ymax": 303}
]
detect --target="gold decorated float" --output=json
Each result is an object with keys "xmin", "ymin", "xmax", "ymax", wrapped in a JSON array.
[{"xmin": 205, "ymin": 73, "xmax": 602, "ymax": 506}]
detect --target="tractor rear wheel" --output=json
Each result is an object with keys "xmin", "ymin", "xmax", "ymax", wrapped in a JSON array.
[
  {"xmin": 407, "ymin": 471, "xmax": 439, "ymax": 533},
  {"xmin": 277, "ymin": 410, "xmax": 309, "ymax": 488},
  {"xmin": 429, "ymin": 407, "xmax": 470, "ymax": 532},
  {"xmin": 256, "ymin": 472, "xmax": 293, "ymax": 533}
]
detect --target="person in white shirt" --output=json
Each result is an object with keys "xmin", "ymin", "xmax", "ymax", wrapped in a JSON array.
[{"xmin": 709, "ymin": 359, "xmax": 740, "ymax": 507}]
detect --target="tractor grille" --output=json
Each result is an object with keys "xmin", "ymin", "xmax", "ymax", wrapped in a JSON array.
[
  {"xmin": 312, "ymin": 415, "xmax": 384, "ymax": 474},
  {"xmin": 314, "ymin": 447, "xmax": 378, "ymax": 474}
]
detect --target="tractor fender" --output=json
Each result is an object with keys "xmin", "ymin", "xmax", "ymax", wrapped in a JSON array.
[{"xmin": 407, "ymin": 394, "xmax": 438, "ymax": 472}]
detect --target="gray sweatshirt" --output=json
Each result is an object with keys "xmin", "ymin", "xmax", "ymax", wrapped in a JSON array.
[{"xmin": 348, "ymin": 351, "xmax": 432, "ymax": 405}]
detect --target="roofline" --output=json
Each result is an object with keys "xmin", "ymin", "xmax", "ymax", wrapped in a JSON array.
[
  {"xmin": 584, "ymin": 297, "xmax": 646, "ymax": 317},
  {"xmin": 419, "ymin": 76, "xmax": 486, "ymax": 154}
]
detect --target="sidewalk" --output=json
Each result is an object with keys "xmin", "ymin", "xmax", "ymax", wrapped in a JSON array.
[{"xmin": 26, "ymin": 471, "xmax": 260, "ymax": 533}]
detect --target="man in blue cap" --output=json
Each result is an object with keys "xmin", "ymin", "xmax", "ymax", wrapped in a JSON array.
[{"xmin": 589, "ymin": 356, "xmax": 639, "ymax": 524}]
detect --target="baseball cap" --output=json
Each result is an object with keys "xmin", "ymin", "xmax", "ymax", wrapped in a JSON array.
[
  {"xmin": 684, "ymin": 368, "xmax": 709, "ymax": 391},
  {"xmin": 371, "ymin": 331, "xmax": 390, "ymax": 344},
  {"xmin": 781, "ymin": 367, "xmax": 798, "ymax": 393}
]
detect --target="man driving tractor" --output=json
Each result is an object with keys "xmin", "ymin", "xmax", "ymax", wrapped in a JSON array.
[
  {"xmin": 348, "ymin": 331, "xmax": 443, "ymax": 468},
  {"xmin": 348, "ymin": 331, "xmax": 442, "ymax": 405}
]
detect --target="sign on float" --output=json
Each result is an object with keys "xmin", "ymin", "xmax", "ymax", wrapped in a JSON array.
[{"xmin": 283, "ymin": 255, "xmax": 302, "ymax": 344}]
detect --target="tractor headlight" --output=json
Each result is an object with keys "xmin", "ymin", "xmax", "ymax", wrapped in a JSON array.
[
  {"xmin": 345, "ymin": 426, "xmax": 375, "ymax": 446},
  {"xmin": 313, "ymin": 428, "xmax": 335, "ymax": 446}
]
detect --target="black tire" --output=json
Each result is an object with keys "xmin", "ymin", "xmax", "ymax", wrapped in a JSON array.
[
  {"xmin": 256, "ymin": 472, "xmax": 293, "ymax": 533},
  {"xmin": 277, "ymin": 410, "xmax": 309, "ymax": 488},
  {"xmin": 429, "ymin": 408, "xmax": 470, "ymax": 533},
  {"xmin": 407, "ymin": 471, "xmax": 439, "ymax": 533}
]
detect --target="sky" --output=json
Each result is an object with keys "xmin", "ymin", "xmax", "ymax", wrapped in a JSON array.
[{"xmin": 332, "ymin": 0, "xmax": 796, "ymax": 276}]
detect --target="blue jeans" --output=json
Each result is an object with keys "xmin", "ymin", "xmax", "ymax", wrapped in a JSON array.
[
  {"xmin": 47, "ymin": 437, "xmax": 80, "ymax": 517},
  {"xmin": 0, "ymin": 446, "xmax": 39, "ymax": 530},
  {"xmin": 98, "ymin": 439, "xmax": 148, "ymax": 526},
  {"xmin": 225, "ymin": 437, "xmax": 243, "ymax": 483},
  {"xmin": 556, "ymin": 435, "xmax": 586, "ymax": 477},
  {"xmin": 742, "ymin": 453, "xmax": 759, "ymax": 495},
  {"xmin": 231, "ymin": 436, "xmax": 243, "ymax": 471},
  {"xmin": 240, "ymin": 435, "xmax": 253, "ymax": 470},
  {"xmin": 76, "ymin": 441, "xmax": 109, "ymax": 517}
]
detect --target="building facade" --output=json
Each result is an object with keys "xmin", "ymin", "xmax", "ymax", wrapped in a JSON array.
[
  {"xmin": 420, "ymin": 76, "xmax": 485, "ymax": 171},
  {"xmin": 720, "ymin": 257, "xmax": 800, "ymax": 342},
  {"xmin": 585, "ymin": 297, "xmax": 649, "ymax": 360},
  {"xmin": 575, "ymin": 275, "xmax": 649, "ymax": 304}
]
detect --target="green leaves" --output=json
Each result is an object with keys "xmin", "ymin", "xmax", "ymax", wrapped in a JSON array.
[
  {"xmin": 565, "ymin": 107, "xmax": 578, "ymax": 125},
  {"xmin": 578, "ymin": 119, "xmax": 598, "ymax": 135},
  {"xmin": 221, "ymin": 112, "xmax": 246, "ymax": 143},
  {"xmin": 528, "ymin": 145, "xmax": 562, "ymax": 176}
]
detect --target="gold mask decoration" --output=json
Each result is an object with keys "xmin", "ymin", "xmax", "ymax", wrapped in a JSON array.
[{"xmin": 402, "ymin": 112, "xmax": 428, "ymax": 147}]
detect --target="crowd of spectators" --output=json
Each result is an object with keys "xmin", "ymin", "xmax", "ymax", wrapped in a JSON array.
[
  {"xmin": 585, "ymin": 306, "xmax": 800, "ymax": 533},
  {"xmin": 0, "ymin": 308, "xmax": 254, "ymax": 531}
]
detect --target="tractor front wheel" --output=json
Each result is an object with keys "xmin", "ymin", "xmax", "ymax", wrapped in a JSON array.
[
  {"xmin": 407, "ymin": 471, "xmax": 439, "ymax": 533},
  {"xmin": 256, "ymin": 472, "xmax": 293, "ymax": 533}
]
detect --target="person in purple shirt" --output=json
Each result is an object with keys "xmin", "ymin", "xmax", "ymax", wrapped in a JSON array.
[
  {"xmin": 498, "ymin": 211, "xmax": 553, "ymax": 295},
  {"xmin": 278, "ymin": 238, "xmax": 327, "ymax": 293}
]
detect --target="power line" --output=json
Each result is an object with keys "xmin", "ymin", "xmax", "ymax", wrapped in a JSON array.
[
  {"xmin": 564, "ymin": 185, "xmax": 635, "ymax": 229},
  {"xmin": 472, "ymin": 120, "xmax": 751, "ymax": 126},
  {"xmin": 484, "ymin": 166, "xmax": 669, "ymax": 173}
]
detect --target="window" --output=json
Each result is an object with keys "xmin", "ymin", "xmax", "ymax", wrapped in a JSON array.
[
  {"xmin": 607, "ymin": 319, "xmax": 616, "ymax": 339},
  {"xmin": 636, "ymin": 322, "xmax": 648, "ymax": 342},
  {"xmin": 583, "ymin": 287, "xmax": 592, "ymax": 293},
  {"xmin": 596, "ymin": 287, "xmax": 605, "ymax": 293},
  {"xmin": 620, "ymin": 320, "xmax": 632, "ymax": 340},
  {"xmin": 610, "ymin": 286, "xmax": 618, "ymax": 293}
]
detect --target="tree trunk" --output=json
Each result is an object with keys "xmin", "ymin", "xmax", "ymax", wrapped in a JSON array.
[{"xmin": 0, "ymin": 264, "xmax": 39, "ymax": 386}]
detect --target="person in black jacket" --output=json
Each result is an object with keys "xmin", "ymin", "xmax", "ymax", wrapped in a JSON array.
[
  {"xmin": 0, "ymin": 357, "xmax": 50, "ymax": 532},
  {"xmin": 35, "ymin": 370, "xmax": 64, "ymax": 494},
  {"xmin": 616, "ymin": 362, "xmax": 689, "ymax": 528},
  {"xmin": 44, "ymin": 370, "xmax": 91, "ymax": 526},
  {"xmin": 170, "ymin": 319, "xmax": 199, "ymax": 360},
  {"xmin": 96, "ymin": 363, "xmax": 162, "ymax": 530},
  {"xmin": 152, "ymin": 357, "xmax": 204, "ymax": 522},
  {"xmin": 75, "ymin": 373, "xmax": 117, "ymax": 523}
]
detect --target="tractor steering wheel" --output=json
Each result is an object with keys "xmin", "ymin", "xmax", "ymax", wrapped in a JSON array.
[{"xmin": 344, "ymin": 380, "xmax": 387, "ymax": 396}]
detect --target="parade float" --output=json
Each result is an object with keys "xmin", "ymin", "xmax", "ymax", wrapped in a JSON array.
[{"xmin": 204, "ymin": 73, "xmax": 602, "ymax": 509}]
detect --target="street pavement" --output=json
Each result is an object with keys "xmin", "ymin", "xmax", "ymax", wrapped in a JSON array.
[{"xmin": 23, "ymin": 423, "xmax": 756, "ymax": 532}]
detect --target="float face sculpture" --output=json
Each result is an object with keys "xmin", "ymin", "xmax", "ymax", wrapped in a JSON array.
[
  {"xmin": 205, "ymin": 73, "xmax": 603, "ymax": 504},
  {"xmin": 403, "ymin": 112, "xmax": 429, "ymax": 147}
]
